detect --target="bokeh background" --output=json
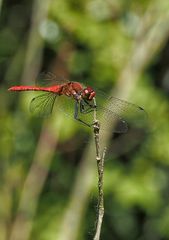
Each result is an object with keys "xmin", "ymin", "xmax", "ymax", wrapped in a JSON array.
[{"xmin": 1, "ymin": 0, "xmax": 169, "ymax": 240}]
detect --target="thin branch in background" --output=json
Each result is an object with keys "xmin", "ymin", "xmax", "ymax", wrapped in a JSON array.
[
  {"xmin": 21, "ymin": 0, "xmax": 51, "ymax": 84},
  {"xmin": 0, "ymin": 0, "xmax": 3, "ymax": 15},
  {"xmin": 93, "ymin": 98, "xmax": 106, "ymax": 240},
  {"xmin": 8, "ymin": 1, "xmax": 53, "ymax": 239},
  {"xmin": 9, "ymin": 122, "xmax": 60, "ymax": 240}
]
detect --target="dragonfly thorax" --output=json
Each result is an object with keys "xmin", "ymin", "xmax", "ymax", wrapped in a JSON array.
[{"xmin": 72, "ymin": 92, "xmax": 82, "ymax": 101}]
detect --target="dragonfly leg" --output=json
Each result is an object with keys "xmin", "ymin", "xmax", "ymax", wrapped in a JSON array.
[
  {"xmin": 74, "ymin": 101, "xmax": 91, "ymax": 127},
  {"xmin": 84, "ymin": 99, "xmax": 97, "ymax": 108},
  {"xmin": 80, "ymin": 99, "xmax": 96, "ymax": 114}
]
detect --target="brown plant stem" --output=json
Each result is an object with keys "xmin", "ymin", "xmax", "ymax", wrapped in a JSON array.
[{"xmin": 93, "ymin": 98, "xmax": 106, "ymax": 240}]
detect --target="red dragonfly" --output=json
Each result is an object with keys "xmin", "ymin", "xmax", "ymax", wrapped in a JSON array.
[{"xmin": 8, "ymin": 72, "xmax": 146, "ymax": 133}]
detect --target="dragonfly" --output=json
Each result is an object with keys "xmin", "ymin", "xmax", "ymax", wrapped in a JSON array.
[{"xmin": 8, "ymin": 72, "xmax": 147, "ymax": 133}]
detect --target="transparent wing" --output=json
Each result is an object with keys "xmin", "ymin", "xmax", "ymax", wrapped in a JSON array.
[
  {"xmin": 74, "ymin": 99, "xmax": 129, "ymax": 133},
  {"xmin": 36, "ymin": 71, "xmax": 70, "ymax": 86},
  {"xmin": 70, "ymin": 95, "xmax": 147, "ymax": 133},
  {"xmin": 106, "ymin": 96, "xmax": 147, "ymax": 117},
  {"xmin": 96, "ymin": 95, "xmax": 147, "ymax": 132},
  {"xmin": 98, "ymin": 107, "xmax": 128, "ymax": 133},
  {"xmin": 56, "ymin": 97, "xmax": 128, "ymax": 133},
  {"xmin": 56, "ymin": 96, "xmax": 96, "ymax": 128},
  {"xmin": 30, "ymin": 92, "xmax": 57, "ymax": 117}
]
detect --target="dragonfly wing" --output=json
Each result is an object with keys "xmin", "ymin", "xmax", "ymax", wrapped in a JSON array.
[
  {"xmin": 56, "ymin": 97, "xmax": 96, "ymax": 127},
  {"xmin": 97, "ymin": 107, "xmax": 128, "ymax": 133},
  {"xmin": 95, "ymin": 96, "xmax": 147, "ymax": 132},
  {"xmin": 105, "ymin": 96, "xmax": 147, "ymax": 119},
  {"xmin": 36, "ymin": 71, "xmax": 69, "ymax": 86},
  {"xmin": 30, "ymin": 92, "xmax": 57, "ymax": 117},
  {"xmin": 57, "ymin": 98, "xmax": 128, "ymax": 133},
  {"xmin": 95, "ymin": 90, "xmax": 146, "ymax": 116},
  {"xmin": 78, "ymin": 96, "xmax": 146, "ymax": 133}
]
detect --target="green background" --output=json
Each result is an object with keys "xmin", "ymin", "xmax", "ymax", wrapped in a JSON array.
[{"xmin": 0, "ymin": 0, "xmax": 169, "ymax": 239}]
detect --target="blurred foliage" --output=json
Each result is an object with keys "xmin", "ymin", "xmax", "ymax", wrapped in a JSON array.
[{"xmin": 0, "ymin": 0, "xmax": 169, "ymax": 240}]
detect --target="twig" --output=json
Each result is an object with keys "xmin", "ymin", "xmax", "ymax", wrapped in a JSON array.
[{"xmin": 93, "ymin": 98, "xmax": 106, "ymax": 240}]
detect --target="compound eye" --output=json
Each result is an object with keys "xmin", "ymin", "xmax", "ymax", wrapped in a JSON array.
[{"xmin": 89, "ymin": 92, "xmax": 95, "ymax": 100}]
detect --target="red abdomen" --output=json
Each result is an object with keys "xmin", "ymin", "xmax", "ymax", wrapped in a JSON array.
[{"xmin": 8, "ymin": 85, "xmax": 62, "ymax": 93}]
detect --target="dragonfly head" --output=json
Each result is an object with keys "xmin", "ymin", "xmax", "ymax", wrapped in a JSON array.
[{"xmin": 82, "ymin": 87, "xmax": 96, "ymax": 100}]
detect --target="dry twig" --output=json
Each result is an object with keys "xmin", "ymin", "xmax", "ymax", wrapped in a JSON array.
[{"xmin": 93, "ymin": 98, "xmax": 106, "ymax": 240}]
